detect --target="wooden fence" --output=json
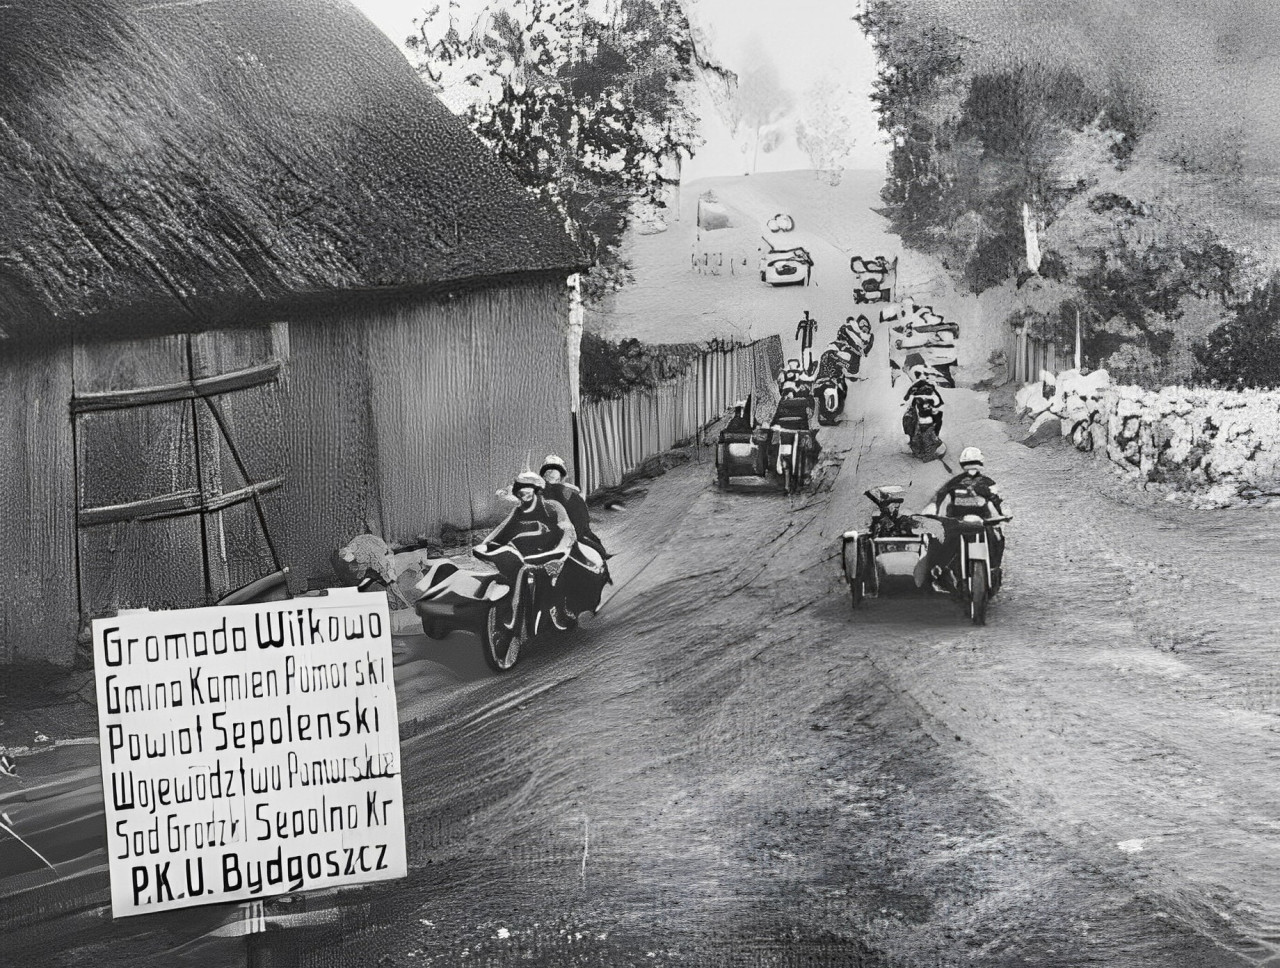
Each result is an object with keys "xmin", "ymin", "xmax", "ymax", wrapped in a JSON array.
[
  {"xmin": 1008, "ymin": 328, "xmax": 1070, "ymax": 384},
  {"xmin": 576, "ymin": 336, "xmax": 783, "ymax": 497}
]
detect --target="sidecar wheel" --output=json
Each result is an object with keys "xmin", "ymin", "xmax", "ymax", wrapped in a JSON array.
[
  {"xmin": 849, "ymin": 543, "xmax": 869, "ymax": 610},
  {"xmin": 482, "ymin": 604, "xmax": 524, "ymax": 672},
  {"xmin": 862, "ymin": 537, "xmax": 881, "ymax": 595}
]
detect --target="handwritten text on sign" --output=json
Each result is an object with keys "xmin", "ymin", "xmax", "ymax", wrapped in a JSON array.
[{"xmin": 93, "ymin": 589, "xmax": 406, "ymax": 918}]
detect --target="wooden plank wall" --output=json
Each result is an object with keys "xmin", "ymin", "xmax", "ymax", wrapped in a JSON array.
[
  {"xmin": 0, "ymin": 339, "xmax": 78, "ymax": 664},
  {"xmin": 365, "ymin": 278, "xmax": 574, "ymax": 545},
  {"xmin": 276, "ymin": 313, "xmax": 378, "ymax": 590}
]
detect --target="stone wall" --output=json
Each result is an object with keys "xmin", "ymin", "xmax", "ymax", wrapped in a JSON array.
[{"xmin": 1015, "ymin": 369, "xmax": 1280, "ymax": 506}]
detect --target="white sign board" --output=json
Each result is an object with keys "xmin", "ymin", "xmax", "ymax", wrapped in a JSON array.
[{"xmin": 92, "ymin": 588, "xmax": 406, "ymax": 918}]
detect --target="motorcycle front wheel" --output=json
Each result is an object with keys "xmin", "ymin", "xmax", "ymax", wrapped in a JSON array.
[
  {"xmin": 482, "ymin": 603, "xmax": 525, "ymax": 672},
  {"xmin": 969, "ymin": 561, "xmax": 989, "ymax": 626}
]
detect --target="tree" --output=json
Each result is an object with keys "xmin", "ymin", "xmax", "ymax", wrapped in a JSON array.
[
  {"xmin": 854, "ymin": 0, "xmax": 1249, "ymax": 384},
  {"xmin": 408, "ymin": 0, "xmax": 728, "ymax": 300},
  {"xmin": 795, "ymin": 72, "xmax": 857, "ymax": 174},
  {"xmin": 1194, "ymin": 276, "xmax": 1280, "ymax": 389},
  {"xmin": 732, "ymin": 40, "xmax": 793, "ymax": 173}
]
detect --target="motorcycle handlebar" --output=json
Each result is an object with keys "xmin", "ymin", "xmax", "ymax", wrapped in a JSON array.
[
  {"xmin": 916, "ymin": 512, "xmax": 1012, "ymax": 525},
  {"xmin": 474, "ymin": 544, "xmax": 568, "ymax": 566}
]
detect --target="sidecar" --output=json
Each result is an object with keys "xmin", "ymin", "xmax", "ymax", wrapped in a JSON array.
[
  {"xmin": 841, "ymin": 485, "xmax": 931, "ymax": 607},
  {"xmin": 760, "ymin": 245, "xmax": 813, "ymax": 286},
  {"xmin": 850, "ymin": 254, "xmax": 898, "ymax": 303},
  {"xmin": 716, "ymin": 397, "xmax": 770, "ymax": 489}
]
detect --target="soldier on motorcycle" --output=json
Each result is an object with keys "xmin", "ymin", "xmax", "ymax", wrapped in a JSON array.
[
  {"xmin": 476, "ymin": 471, "xmax": 579, "ymax": 633},
  {"xmin": 481, "ymin": 471, "xmax": 576, "ymax": 572},
  {"xmin": 902, "ymin": 367, "xmax": 945, "ymax": 439},
  {"xmin": 540, "ymin": 454, "xmax": 611, "ymax": 560},
  {"xmin": 924, "ymin": 447, "xmax": 1007, "ymax": 592}
]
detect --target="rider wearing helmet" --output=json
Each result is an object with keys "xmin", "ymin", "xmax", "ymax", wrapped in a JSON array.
[
  {"xmin": 925, "ymin": 447, "xmax": 1007, "ymax": 591},
  {"xmin": 853, "ymin": 314, "xmax": 875, "ymax": 355},
  {"xmin": 902, "ymin": 366, "xmax": 945, "ymax": 438},
  {"xmin": 540, "ymin": 454, "xmax": 610, "ymax": 559},
  {"xmin": 481, "ymin": 470, "xmax": 577, "ymax": 574}
]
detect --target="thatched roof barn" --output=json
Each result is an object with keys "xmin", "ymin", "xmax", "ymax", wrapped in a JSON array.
[{"xmin": 0, "ymin": 0, "xmax": 588, "ymax": 664}]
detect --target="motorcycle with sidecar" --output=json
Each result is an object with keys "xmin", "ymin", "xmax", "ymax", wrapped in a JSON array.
[
  {"xmin": 841, "ymin": 486, "xmax": 1010, "ymax": 624},
  {"xmin": 414, "ymin": 539, "xmax": 609, "ymax": 672},
  {"xmin": 715, "ymin": 393, "xmax": 821, "ymax": 495}
]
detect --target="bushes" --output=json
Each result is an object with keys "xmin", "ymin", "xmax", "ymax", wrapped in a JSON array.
[
  {"xmin": 1194, "ymin": 277, "xmax": 1280, "ymax": 389},
  {"xmin": 579, "ymin": 332, "xmax": 700, "ymax": 402}
]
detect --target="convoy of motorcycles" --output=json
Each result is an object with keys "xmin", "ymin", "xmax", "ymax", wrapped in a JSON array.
[{"xmin": 362, "ymin": 237, "xmax": 1003, "ymax": 675}]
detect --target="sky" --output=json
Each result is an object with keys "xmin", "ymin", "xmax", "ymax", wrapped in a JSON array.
[{"xmin": 348, "ymin": 0, "xmax": 890, "ymax": 178}]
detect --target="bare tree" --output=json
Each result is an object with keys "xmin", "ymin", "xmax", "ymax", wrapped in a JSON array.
[{"xmin": 733, "ymin": 38, "xmax": 793, "ymax": 172}]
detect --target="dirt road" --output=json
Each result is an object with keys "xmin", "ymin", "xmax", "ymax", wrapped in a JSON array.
[{"xmin": 8, "ymin": 171, "xmax": 1280, "ymax": 968}]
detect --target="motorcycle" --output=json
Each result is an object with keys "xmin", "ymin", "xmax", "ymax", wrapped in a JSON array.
[
  {"xmin": 777, "ymin": 358, "xmax": 814, "ymax": 400},
  {"xmin": 813, "ymin": 348, "xmax": 850, "ymax": 424},
  {"xmin": 414, "ymin": 541, "xmax": 609, "ymax": 673},
  {"xmin": 891, "ymin": 318, "xmax": 960, "ymax": 340},
  {"xmin": 917, "ymin": 511, "xmax": 1011, "ymax": 625},
  {"xmin": 904, "ymin": 395, "xmax": 946, "ymax": 461},
  {"xmin": 815, "ymin": 375, "xmax": 845, "ymax": 425}
]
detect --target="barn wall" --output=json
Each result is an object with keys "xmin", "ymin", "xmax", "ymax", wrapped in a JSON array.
[
  {"xmin": 0, "ymin": 339, "xmax": 78, "ymax": 664},
  {"xmin": 276, "ymin": 313, "xmax": 379, "ymax": 590},
  {"xmin": 365, "ymin": 278, "xmax": 574, "ymax": 545}
]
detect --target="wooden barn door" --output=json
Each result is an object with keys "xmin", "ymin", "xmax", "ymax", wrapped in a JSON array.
[{"xmin": 71, "ymin": 326, "xmax": 287, "ymax": 618}]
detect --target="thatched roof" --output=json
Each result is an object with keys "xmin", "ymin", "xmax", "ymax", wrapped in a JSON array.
[{"xmin": 0, "ymin": 0, "xmax": 587, "ymax": 336}]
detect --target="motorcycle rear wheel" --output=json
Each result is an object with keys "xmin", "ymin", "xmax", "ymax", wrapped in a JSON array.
[
  {"xmin": 969, "ymin": 562, "xmax": 989, "ymax": 626},
  {"xmin": 482, "ymin": 603, "xmax": 525, "ymax": 672}
]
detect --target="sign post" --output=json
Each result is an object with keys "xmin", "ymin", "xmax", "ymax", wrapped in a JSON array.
[{"xmin": 92, "ymin": 588, "xmax": 406, "ymax": 918}]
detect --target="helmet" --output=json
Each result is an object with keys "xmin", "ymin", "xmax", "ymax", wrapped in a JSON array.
[
  {"xmin": 540, "ymin": 454, "xmax": 568, "ymax": 477},
  {"xmin": 857, "ymin": 315, "xmax": 872, "ymax": 331},
  {"xmin": 958, "ymin": 446, "xmax": 984, "ymax": 467},
  {"xmin": 511, "ymin": 471, "xmax": 545, "ymax": 495}
]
